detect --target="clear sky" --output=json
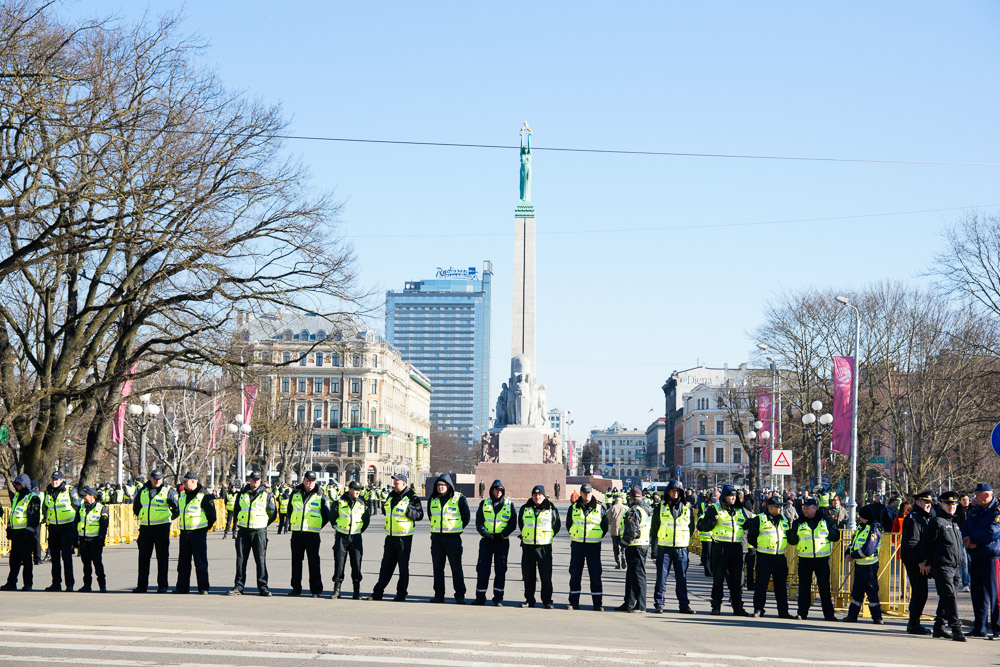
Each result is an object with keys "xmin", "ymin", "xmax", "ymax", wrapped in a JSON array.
[{"xmin": 72, "ymin": 1, "xmax": 1000, "ymax": 435}]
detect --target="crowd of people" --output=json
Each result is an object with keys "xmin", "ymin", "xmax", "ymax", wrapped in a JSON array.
[{"xmin": 3, "ymin": 469, "xmax": 999, "ymax": 642}]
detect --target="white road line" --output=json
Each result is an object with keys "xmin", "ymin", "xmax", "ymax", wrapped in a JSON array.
[
  {"xmin": 324, "ymin": 643, "xmax": 572, "ymax": 660},
  {"xmin": 0, "ymin": 621, "xmax": 357, "ymax": 640},
  {"xmin": 428, "ymin": 640, "xmax": 648, "ymax": 654},
  {"xmin": 0, "ymin": 641, "xmax": 540, "ymax": 667},
  {"xmin": 0, "ymin": 631, "xmax": 154, "ymax": 642},
  {"xmin": 0, "ymin": 656, "xmax": 159, "ymax": 666},
  {"xmin": 681, "ymin": 655, "xmax": 936, "ymax": 667}
]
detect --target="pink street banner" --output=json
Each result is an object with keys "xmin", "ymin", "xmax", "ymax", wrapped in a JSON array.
[
  {"xmin": 240, "ymin": 385, "xmax": 258, "ymax": 456},
  {"xmin": 112, "ymin": 362, "xmax": 139, "ymax": 444},
  {"xmin": 208, "ymin": 395, "xmax": 223, "ymax": 453},
  {"xmin": 832, "ymin": 356, "xmax": 854, "ymax": 456},
  {"xmin": 755, "ymin": 387, "xmax": 773, "ymax": 460}
]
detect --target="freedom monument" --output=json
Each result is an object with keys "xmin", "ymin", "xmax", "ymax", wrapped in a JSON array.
[{"xmin": 475, "ymin": 123, "xmax": 564, "ymax": 499}]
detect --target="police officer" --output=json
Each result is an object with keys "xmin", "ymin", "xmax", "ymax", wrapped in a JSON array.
[
  {"xmin": 331, "ymin": 480, "xmax": 369, "ymax": 599},
  {"xmin": 746, "ymin": 495, "xmax": 792, "ymax": 618},
  {"xmin": 174, "ymin": 471, "xmax": 216, "ymax": 594},
  {"xmin": 617, "ymin": 487, "xmax": 653, "ymax": 612},
  {"xmin": 428, "ymin": 473, "xmax": 471, "ymax": 604},
  {"xmin": 76, "ymin": 486, "xmax": 109, "ymax": 592},
  {"xmin": 369, "ymin": 472, "xmax": 423, "ymax": 602},
  {"xmin": 518, "ymin": 485, "xmax": 560, "ymax": 609},
  {"xmin": 276, "ymin": 486, "xmax": 291, "ymax": 534},
  {"xmin": 229, "ymin": 471, "xmax": 276, "ymax": 596},
  {"xmin": 566, "ymin": 482, "xmax": 607, "ymax": 611},
  {"xmin": 844, "ymin": 505, "xmax": 883, "ymax": 624},
  {"xmin": 42, "ymin": 470, "xmax": 81, "ymax": 591},
  {"xmin": 474, "ymin": 479, "xmax": 516, "ymax": 606},
  {"xmin": 287, "ymin": 471, "xmax": 329, "ymax": 597},
  {"xmin": 962, "ymin": 482, "xmax": 1000, "ymax": 639},
  {"xmin": 650, "ymin": 480, "xmax": 695, "ymax": 614},
  {"xmin": 2, "ymin": 474, "xmax": 41, "ymax": 591},
  {"xmin": 697, "ymin": 492, "xmax": 716, "ymax": 577},
  {"xmin": 697, "ymin": 484, "xmax": 751, "ymax": 616},
  {"xmin": 914, "ymin": 490, "xmax": 965, "ymax": 640},
  {"xmin": 902, "ymin": 489, "xmax": 935, "ymax": 635},
  {"xmin": 132, "ymin": 469, "xmax": 178, "ymax": 593},
  {"xmin": 787, "ymin": 497, "xmax": 840, "ymax": 621}
]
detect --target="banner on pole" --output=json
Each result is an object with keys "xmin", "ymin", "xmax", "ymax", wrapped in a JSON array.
[
  {"xmin": 756, "ymin": 387, "xmax": 773, "ymax": 460},
  {"xmin": 113, "ymin": 362, "xmax": 139, "ymax": 445},
  {"xmin": 832, "ymin": 356, "xmax": 854, "ymax": 456},
  {"xmin": 240, "ymin": 385, "xmax": 257, "ymax": 456},
  {"xmin": 209, "ymin": 395, "xmax": 223, "ymax": 453}
]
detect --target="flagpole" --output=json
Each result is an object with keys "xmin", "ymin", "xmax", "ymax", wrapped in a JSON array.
[{"xmin": 836, "ymin": 295, "xmax": 862, "ymax": 531}]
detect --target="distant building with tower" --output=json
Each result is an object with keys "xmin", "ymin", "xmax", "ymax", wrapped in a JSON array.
[{"xmin": 386, "ymin": 263, "xmax": 492, "ymax": 448}]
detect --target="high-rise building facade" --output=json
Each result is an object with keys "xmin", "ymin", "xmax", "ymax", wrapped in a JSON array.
[{"xmin": 386, "ymin": 262, "xmax": 492, "ymax": 447}]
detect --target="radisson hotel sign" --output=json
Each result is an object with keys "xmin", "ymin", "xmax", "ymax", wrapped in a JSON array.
[{"xmin": 435, "ymin": 266, "xmax": 479, "ymax": 280}]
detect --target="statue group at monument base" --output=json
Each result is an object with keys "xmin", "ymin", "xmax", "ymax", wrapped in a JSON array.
[{"xmin": 473, "ymin": 462, "xmax": 566, "ymax": 501}]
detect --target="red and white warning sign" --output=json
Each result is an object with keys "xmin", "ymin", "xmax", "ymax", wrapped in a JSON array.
[{"xmin": 771, "ymin": 450, "xmax": 793, "ymax": 475}]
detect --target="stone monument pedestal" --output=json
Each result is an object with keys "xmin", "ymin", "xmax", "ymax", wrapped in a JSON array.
[
  {"xmin": 474, "ymin": 462, "xmax": 566, "ymax": 501},
  {"xmin": 476, "ymin": 426, "xmax": 565, "ymax": 499}
]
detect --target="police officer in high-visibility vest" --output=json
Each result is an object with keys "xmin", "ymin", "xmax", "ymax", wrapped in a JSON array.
[
  {"xmin": 746, "ymin": 495, "xmax": 793, "ymax": 618},
  {"xmin": 697, "ymin": 492, "xmax": 717, "ymax": 577},
  {"xmin": 76, "ymin": 486, "xmax": 109, "ymax": 592},
  {"xmin": 816, "ymin": 485, "xmax": 832, "ymax": 517},
  {"xmin": 330, "ymin": 480, "xmax": 369, "ymax": 599},
  {"xmin": 474, "ymin": 479, "xmax": 516, "ymax": 606},
  {"xmin": 617, "ymin": 486, "xmax": 653, "ymax": 612},
  {"xmin": 650, "ymin": 480, "xmax": 695, "ymax": 614},
  {"xmin": 844, "ymin": 504, "xmax": 884, "ymax": 624},
  {"xmin": 369, "ymin": 471, "xmax": 423, "ymax": 602},
  {"xmin": 276, "ymin": 487, "xmax": 291, "ymax": 534},
  {"xmin": 787, "ymin": 497, "xmax": 840, "ymax": 620},
  {"xmin": 174, "ymin": 470, "xmax": 216, "ymax": 594},
  {"xmin": 2, "ymin": 474, "xmax": 41, "ymax": 591},
  {"xmin": 566, "ymin": 483, "xmax": 608, "ymax": 611},
  {"xmin": 518, "ymin": 485, "xmax": 560, "ymax": 609},
  {"xmin": 223, "ymin": 484, "xmax": 238, "ymax": 538},
  {"xmin": 287, "ymin": 471, "xmax": 330, "ymax": 597},
  {"xmin": 131, "ymin": 469, "xmax": 178, "ymax": 593},
  {"xmin": 697, "ymin": 484, "xmax": 751, "ymax": 616},
  {"xmin": 428, "ymin": 474, "xmax": 471, "ymax": 604},
  {"xmin": 229, "ymin": 471, "xmax": 276, "ymax": 596},
  {"xmin": 42, "ymin": 470, "xmax": 81, "ymax": 591}
]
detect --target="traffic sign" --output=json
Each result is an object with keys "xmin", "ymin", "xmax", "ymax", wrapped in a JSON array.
[
  {"xmin": 0, "ymin": 425, "xmax": 8, "ymax": 444},
  {"xmin": 992, "ymin": 422, "xmax": 1000, "ymax": 458},
  {"xmin": 771, "ymin": 449, "xmax": 793, "ymax": 475}
]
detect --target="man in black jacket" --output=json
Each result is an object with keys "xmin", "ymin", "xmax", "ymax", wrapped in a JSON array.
[
  {"xmin": 919, "ymin": 490, "xmax": 966, "ymax": 641},
  {"xmin": 428, "ymin": 473, "xmax": 471, "ymax": 604},
  {"xmin": 76, "ymin": 486, "xmax": 109, "ymax": 592},
  {"xmin": 474, "ymin": 479, "xmax": 516, "ymax": 606},
  {"xmin": 787, "ymin": 498, "xmax": 840, "ymax": 621},
  {"xmin": 229, "ymin": 471, "xmax": 277, "ymax": 596},
  {"xmin": 518, "ymin": 485, "xmax": 561, "ymax": 609},
  {"xmin": 697, "ymin": 484, "xmax": 751, "ymax": 616},
  {"xmin": 650, "ymin": 480, "xmax": 696, "ymax": 614},
  {"xmin": 566, "ymin": 483, "xmax": 608, "ymax": 611},
  {"xmin": 330, "ymin": 480, "xmax": 369, "ymax": 599},
  {"xmin": 287, "ymin": 471, "xmax": 331, "ymax": 598},
  {"xmin": 617, "ymin": 487, "xmax": 653, "ymax": 613},
  {"xmin": 369, "ymin": 472, "xmax": 423, "ymax": 602},
  {"xmin": 131, "ymin": 469, "xmax": 179, "ymax": 593},
  {"xmin": 2, "ymin": 474, "xmax": 41, "ymax": 591},
  {"xmin": 746, "ymin": 496, "xmax": 793, "ymax": 619},
  {"xmin": 41, "ymin": 471, "xmax": 81, "ymax": 592},
  {"xmin": 174, "ymin": 471, "xmax": 217, "ymax": 594},
  {"xmin": 902, "ymin": 490, "xmax": 935, "ymax": 635}
]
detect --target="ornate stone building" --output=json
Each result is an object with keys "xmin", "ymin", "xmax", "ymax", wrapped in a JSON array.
[{"xmin": 245, "ymin": 312, "xmax": 432, "ymax": 487}]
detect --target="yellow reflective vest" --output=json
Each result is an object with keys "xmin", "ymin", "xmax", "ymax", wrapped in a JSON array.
[
  {"xmin": 137, "ymin": 486, "xmax": 172, "ymax": 526},
  {"xmin": 480, "ymin": 499, "xmax": 513, "ymax": 537},
  {"xmin": 77, "ymin": 502, "xmax": 105, "ymax": 539},
  {"xmin": 383, "ymin": 493, "xmax": 416, "ymax": 537},
  {"xmin": 656, "ymin": 502, "xmax": 692, "ymax": 548},
  {"xmin": 290, "ymin": 489, "xmax": 324, "ymax": 533},
  {"xmin": 9, "ymin": 492, "xmax": 37, "ymax": 530},
  {"xmin": 795, "ymin": 519, "xmax": 832, "ymax": 558},
  {"xmin": 521, "ymin": 506, "xmax": 555, "ymax": 546},
  {"xmin": 178, "ymin": 491, "xmax": 208, "ymax": 531},
  {"xmin": 44, "ymin": 486, "xmax": 76, "ymax": 525},
  {"xmin": 849, "ymin": 524, "xmax": 879, "ymax": 565},
  {"xmin": 710, "ymin": 504, "xmax": 746, "ymax": 543},
  {"xmin": 620, "ymin": 504, "xmax": 652, "ymax": 546},
  {"xmin": 755, "ymin": 514, "xmax": 789, "ymax": 555},
  {"xmin": 429, "ymin": 494, "xmax": 464, "ymax": 534},
  {"xmin": 569, "ymin": 503, "xmax": 605, "ymax": 543},
  {"xmin": 236, "ymin": 490, "xmax": 270, "ymax": 529},
  {"xmin": 335, "ymin": 497, "xmax": 367, "ymax": 535}
]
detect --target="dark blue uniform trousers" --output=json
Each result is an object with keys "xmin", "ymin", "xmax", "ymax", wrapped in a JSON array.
[
  {"xmin": 475, "ymin": 538, "xmax": 509, "ymax": 603},
  {"xmin": 654, "ymin": 545, "xmax": 690, "ymax": 609},
  {"xmin": 175, "ymin": 529, "xmax": 210, "ymax": 593},
  {"xmin": 568, "ymin": 541, "xmax": 603, "ymax": 608},
  {"xmin": 430, "ymin": 533, "xmax": 466, "ymax": 601},
  {"xmin": 845, "ymin": 561, "xmax": 882, "ymax": 621},
  {"xmin": 969, "ymin": 556, "xmax": 1000, "ymax": 635},
  {"xmin": 753, "ymin": 552, "xmax": 788, "ymax": 615}
]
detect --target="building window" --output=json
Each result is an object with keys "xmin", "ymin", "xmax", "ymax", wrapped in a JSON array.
[
  {"xmin": 350, "ymin": 406, "xmax": 360, "ymax": 426},
  {"xmin": 352, "ymin": 354, "xmax": 361, "ymax": 367},
  {"xmin": 370, "ymin": 379, "xmax": 378, "ymax": 394},
  {"xmin": 715, "ymin": 447, "xmax": 724, "ymax": 464},
  {"xmin": 296, "ymin": 405, "xmax": 306, "ymax": 422},
  {"xmin": 312, "ymin": 434, "xmax": 322, "ymax": 452},
  {"xmin": 368, "ymin": 436, "xmax": 377, "ymax": 454},
  {"xmin": 315, "ymin": 352, "xmax": 324, "ymax": 367},
  {"xmin": 262, "ymin": 376, "xmax": 272, "ymax": 391},
  {"xmin": 698, "ymin": 422, "xmax": 706, "ymax": 436},
  {"xmin": 314, "ymin": 378, "xmax": 323, "ymax": 394},
  {"xmin": 716, "ymin": 396, "xmax": 724, "ymax": 409},
  {"xmin": 282, "ymin": 352, "xmax": 291, "ymax": 364},
  {"xmin": 297, "ymin": 378, "xmax": 306, "ymax": 393},
  {"xmin": 313, "ymin": 406, "xmax": 322, "ymax": 427},
  {"xmin": 331, "ymin": 379, "xmax": 340, "ymax": 393},
  {"xmin": 329, "ymin": 407, "xmax": 340, "ymax": 428},
  {"xmin": 329, "ymin": 434, "xmax": 339, "ymax": 453},
  {"xmin": 372, "ymin": 354, "xmax": 378, "ymax": 368},
  {"xmin": 716, "ymin": 420, "xmax": 725, "ymax": 435},
  {"xmin": 694, "ymin": 448, "xmax": 702, "ymax": 463},
  {"xmin": 350, "ymin": 379, "xmax": 361, "ymax": 394},
  {"xmin": 331, "ymin": 353, "xmax": 340, "ymax": 367},
  {"xmin": 281, "ymin": 377, "xmax": 290, "ymax": 392},
  {"xmin": 370, "ymin": 407, "xmax": 377, "ymax": 427},
  {"xmin": 733, "ymin": 448, "xmax": 742, "ymax": 464},
  {"xmin": 299, "ymin": 354, "xmax": 307, "ymax": 367}
]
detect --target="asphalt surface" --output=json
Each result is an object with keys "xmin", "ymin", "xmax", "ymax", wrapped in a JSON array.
[{"xmin": 0, "ymin": 501, "xmax": 996, "ymax": 667}]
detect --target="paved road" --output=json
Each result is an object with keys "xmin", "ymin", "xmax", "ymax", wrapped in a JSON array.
[{"xmin": 0, "ymin": 503, "xmax": 995, "ymax": 667}]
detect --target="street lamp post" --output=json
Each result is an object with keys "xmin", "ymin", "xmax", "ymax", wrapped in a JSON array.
[
  {"xmin": 801, "ymin": 400, "xmax": 834, "ymax": 488},
  {"xmin": 836, "ymin": 295, "xmax": 862, "ymax": 530},
  {"xmin": 227, "ymin": 417, "xmax": 252, "ymax": 482},
  {"xmin": 127, "ymin": 393, "xmax": 160, "ymax": 480},
  {"xmin": 748, "ymin": 421, "xmax": 769, "ymax": 511}
]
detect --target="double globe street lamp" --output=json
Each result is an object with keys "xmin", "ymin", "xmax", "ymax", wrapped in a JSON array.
[
  {"xmin": 747, "ymin": 420, "xmax": 769, "ymax": 508},
  {"xmin": 127, "ymin": 394, "xmax": 161, "ymax": 480},
  {"xmin": 801, "ymin": 400, "xmax": 833, "ymax": 490},
  {"xmin": 227, "ymin": 417, "xmax": 251, "ymax": 482}
]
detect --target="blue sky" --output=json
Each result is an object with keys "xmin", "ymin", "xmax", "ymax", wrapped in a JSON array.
[{"xmin": 76, "ymin": 2, "xmax": 1000, "ymax": 434}]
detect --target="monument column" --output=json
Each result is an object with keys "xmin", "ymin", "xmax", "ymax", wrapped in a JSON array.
[{"xmin": 512, "ymin": 122, "xmax": 536, "ymax": 370}]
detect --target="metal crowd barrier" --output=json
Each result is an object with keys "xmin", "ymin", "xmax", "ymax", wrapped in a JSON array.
[{"xmin": 0, "ymin": 498, "xmax": 228, "ymax": 556}]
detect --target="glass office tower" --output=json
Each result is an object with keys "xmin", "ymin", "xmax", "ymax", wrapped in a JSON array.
[{"xmin": 386, "ymin": 261, "xmax": 492, "ymax": 448}]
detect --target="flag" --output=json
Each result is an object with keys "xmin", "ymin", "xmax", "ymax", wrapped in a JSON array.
[
  {"xmin": 112, "ymin": 362, "xmax": 139, "ymax": 444},
  {"xmin": 832, "ymin": 356, "xmax": 854, "ymax": 456},
  {"xmin": 240, "ymin": 385, "xmax": 257, "ymax": 456},
  {"xmin": 755, "ymin": 387, "xmax": 773, "ymax": 460},
  {"xmin": 208, "ymin": 394, "xmax": 223, "ymax": 453}
]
